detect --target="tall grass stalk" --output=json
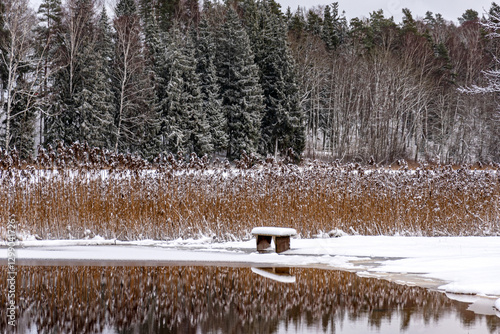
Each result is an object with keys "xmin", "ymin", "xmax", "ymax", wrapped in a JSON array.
[{"xmin": 1, "ymin": 157, "xmax": 499, "ymax": 240}]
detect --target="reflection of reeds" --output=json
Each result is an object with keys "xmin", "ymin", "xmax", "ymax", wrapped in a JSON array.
[
  {"xmin": 1, "ymin": 160, "xmax": 499, "ymax": 240},
  {"xmin": 1, "ymin": 266, "xmax": 493, "ymax": 333}
]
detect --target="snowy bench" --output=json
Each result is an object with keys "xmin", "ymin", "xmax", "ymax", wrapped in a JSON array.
[{"xmin": 251, "ymin": 227, "xmax": 297, "ymax": 253}]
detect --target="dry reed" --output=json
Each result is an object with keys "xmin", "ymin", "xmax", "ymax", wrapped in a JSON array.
[{"xmin": 0, "ymin": 144, "xmax": 499, "ymax": 240}]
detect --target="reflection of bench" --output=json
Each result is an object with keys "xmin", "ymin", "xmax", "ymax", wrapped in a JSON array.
[
  {"xmin": 251, "ymin": 267, "xmax": 296, "ymax": 283},
  {"xmin": 251, "ymin": 227, "xmax": 297, "ymax": 253}
]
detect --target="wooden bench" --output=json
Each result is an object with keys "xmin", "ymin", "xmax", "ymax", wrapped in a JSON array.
[{"xmin": 251, "ymin": 227, "xmax": 297, "ymax": 253}]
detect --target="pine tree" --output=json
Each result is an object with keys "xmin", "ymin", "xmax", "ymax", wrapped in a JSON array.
[
  {"xmin": 215, "ymin": 6, "xmax": 263, "ymax": 159},
  {"xmin": 36, "ymin": 0, "xmax": 63, "ymax": 45},
  {"xmin": 321, "ymin": 3, "xmax": 346, "ymax": 51},
  {"xmin": 195, "ymin": 13, "xmax": 227, "ymax": 153},
  {"xmin": 458, "ymin": 9, "xmax": 479, "ymax": 25}
]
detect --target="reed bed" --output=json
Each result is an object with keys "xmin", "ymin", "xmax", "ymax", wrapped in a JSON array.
[
  {"xmin": 1, "ymin": 143, "xmax": 499, "ymax": 240},
  {"xmin": 0, "ymin": 266, "xmax": 478, "ymax": 333}
]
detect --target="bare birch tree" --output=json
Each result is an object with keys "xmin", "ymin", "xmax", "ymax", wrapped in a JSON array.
[
  {"xmin": 113, "ymin": 0, "xmax": 157, "ymax": 154},
  {"xmin": 0, "ymin": 0, "xmax": 42, "ymax": 155}
]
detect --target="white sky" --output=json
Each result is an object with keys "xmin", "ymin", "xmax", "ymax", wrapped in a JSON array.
[
  {"xmin": 28, "ymin": 0, "xmax": 495, "ymax": 23},
  {"xmin": 277, "ymin": 0, "xmax": 495, "ymax": 23}
]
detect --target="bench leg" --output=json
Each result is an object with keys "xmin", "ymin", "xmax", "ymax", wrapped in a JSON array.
[
  {"xmin": 274, "ymin": 267, "xmax": 290, "ymax": 274},
  {"xmin": 275, "ymin": 236, "xmax": 290, "ymax": 253},
  {"xmin": 256, "ymin": 235, "xmax": 273, "ymax": 252}
]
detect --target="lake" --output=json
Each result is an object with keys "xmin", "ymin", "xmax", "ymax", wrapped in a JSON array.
[{"xmin": 1, "ymin": 265, "xmax": 499, "ymax": 333}]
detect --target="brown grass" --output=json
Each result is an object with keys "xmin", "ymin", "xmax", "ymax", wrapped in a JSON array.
[{"xmin": 1, "ymin": 144, "xmax": 499, "ymax": 240}]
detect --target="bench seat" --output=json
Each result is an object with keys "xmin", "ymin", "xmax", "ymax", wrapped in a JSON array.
[{"xmin": 251, "ymin": 227, "xmax": 297, "ymax": 253}]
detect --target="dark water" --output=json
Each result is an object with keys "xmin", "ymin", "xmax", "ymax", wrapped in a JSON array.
[{"xmin": 1, "ymin": 266, "xmax": 499, "ymax": 333}]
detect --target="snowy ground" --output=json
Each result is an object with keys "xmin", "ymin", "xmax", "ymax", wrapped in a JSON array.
[{"xmin": 2, "ymin": 235, "xmax": 500, "ymax": 317}]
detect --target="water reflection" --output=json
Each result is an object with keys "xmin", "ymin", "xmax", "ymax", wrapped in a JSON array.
[
  {"xmin": 251, "ymin": 267, "xmax": 296, "ymax": 283},
  {"xmin": 0, "ymin": 266, "xmax": 498, "ymax": 333}
]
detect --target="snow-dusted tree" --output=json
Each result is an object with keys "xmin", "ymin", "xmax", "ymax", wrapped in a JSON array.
[
  {"xmin": 251, "ymin": 2, "xmax": 305, "ymax": 157},
  {"xmin": 0, "ymin": 0, "xmax": 40, "ymax": 157},
  {"xmin": 195, "ymin": 13, "xmax": 227, "ymax": 154},
  {"xmin": 0, "ymin": 2, "xmax": 7, "ymax": 94},
  {"xmin": 141, "ymin": 9, "xmax": 171, "ymax": 154},
  {"xmin": 321, "ymin": 3, "xmax": 347, "ymax": 51},
  {"xmin": 461, "ymin": 4, "xmax": 500, "ymax": 94},
  {"xmin": 45, "ymin": 0, "xmax": 96, "ymax": 146},
  {"xmin": 139, "ymin": 0, "xmax": 198, "ymax": 32},
  {"xmin": 113, "ymin": 0, "xmax": 159, "ymax": 155},
  {"xmin": 35, "ymin": 0, "xmax": 63, "ymax": 146},
  {"xmin": 160, "ymin": 26, "xmax": 211, "ymax": 155},
  {"xmin": 74, "ymin": 7, "xmax": 115, "ymax": 149},
  {"xmin": 215, "ymin": 6, "xmax": 263, "ymax": 159},
  {"xmin": 44, "ymin": 0, "xmax": 116, "ymax": 150},
  {"xmin": 458, "ymin": 3, "xmax": 500, "ymax": 160}
]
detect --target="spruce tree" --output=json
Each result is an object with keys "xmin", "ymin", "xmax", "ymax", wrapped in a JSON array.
[
  {"xmin": 248, "ymin": 1, "xmax": 305, "ymax": 157},
  {"xmin": 195, "ymin": 14, "xmax": 227, "ymax": 154},
  {"xmin": 140, "ymin": 1, "xmax": 165, "ymax": 158},
  {"xmin": 161, "ymin": 26, "xmax": 211, "ymax": 155},
  {"xmin": 215, "ymin": 6, "xmax": 263, "ymax": 159},
  {"xmin": 113, "ymin": 0, "xmax": 159, "ymax": 156},
  {"xmin": 35, "ymin": 0, "xmax": 63, "ymax": 146},
  {"xmin": 9, "ymin": 95, "xmax": 37, "ymax": 159},
  {"xmin": 75, "ymin": 7, "xmax": 115, "ymax": 149},
  {"xmin": 45, "ymin": 0, "xmax": 97, "ymax": 147}
]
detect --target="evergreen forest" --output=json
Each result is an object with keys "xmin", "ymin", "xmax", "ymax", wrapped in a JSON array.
[{"xmin": 1, "ymin": 0, "xmax": 500, "ymax": 164}]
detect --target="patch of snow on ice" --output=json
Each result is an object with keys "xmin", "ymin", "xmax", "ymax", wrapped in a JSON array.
[{"xmin": 3, "ymin": 235, "xmax": 500, "ymax": 300}]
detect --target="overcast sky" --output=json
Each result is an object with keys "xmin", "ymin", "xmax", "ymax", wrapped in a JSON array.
[
  {"xmin": 277, "ymin": 0, "xmax": 495, "ymax": 23},
  {"xmin": 28, "ymin": 0, "xmax": 495, "ymax": 24}
]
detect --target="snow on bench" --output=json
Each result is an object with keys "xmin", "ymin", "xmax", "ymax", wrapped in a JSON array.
[
  {"xmin": 251, "ymin": 227, "xmax": 297, "ymax": 253},
  {"xmin": 251, "ymin": 267, "xmax": 296, "ymax": 283}
]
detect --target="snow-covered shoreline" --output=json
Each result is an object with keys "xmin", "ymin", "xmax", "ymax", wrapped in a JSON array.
[{"xmin": 2, "ymin": 235, "xmax": 500, "ymax": 316}]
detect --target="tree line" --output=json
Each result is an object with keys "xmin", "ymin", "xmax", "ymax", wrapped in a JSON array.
[
  {"xmin": 1, "ymin": 0, "xmax": 499, "ymax": 163},
  {"xmin": 290, "ymin": 3, "xmax": 500, "ymax": 163}
]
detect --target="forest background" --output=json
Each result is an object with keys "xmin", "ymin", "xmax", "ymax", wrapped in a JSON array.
[{"xmin": 1, "ymin": 0, "xmax": 500, "ymax": 164}]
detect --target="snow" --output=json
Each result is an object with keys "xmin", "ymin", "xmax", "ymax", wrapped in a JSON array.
[
  {"xmin": 251, "ymin": 227, "xmax": 297, "ymax": 236},
  {"xmin": 250, "ymin": 267, "xmax": 296, "ymax": 283},
  {"xmin": 2, "ymin": 235, "xmax": 500, "ymax": 305}
]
